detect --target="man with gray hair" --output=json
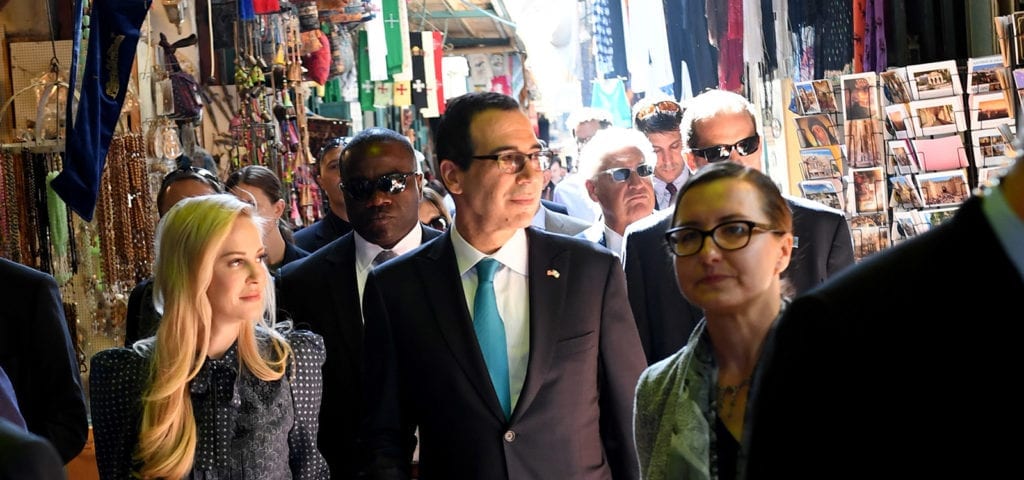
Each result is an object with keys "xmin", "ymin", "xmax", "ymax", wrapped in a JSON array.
[
  {"xmin": 575, "ymin": 127, "xmax": 657, "ymax": 256},
  {"xmin": 552, "ymin": 107, "xmax": 614, "ymax": 222}
]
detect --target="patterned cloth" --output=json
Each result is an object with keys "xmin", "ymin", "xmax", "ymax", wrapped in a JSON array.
[{"xmin": 90, "ymin": 329, "xmax": 328, "ymax": 479}]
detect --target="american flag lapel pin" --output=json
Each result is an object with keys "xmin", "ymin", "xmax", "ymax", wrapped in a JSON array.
[{"xmin": 546, "ymin": 269, "xmax": 560, "ymax": 279}]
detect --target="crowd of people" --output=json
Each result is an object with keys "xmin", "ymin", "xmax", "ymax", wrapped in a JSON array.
[{"xmin": 2, "ymin": 87, "xmax": 1021, "ymax": 479}]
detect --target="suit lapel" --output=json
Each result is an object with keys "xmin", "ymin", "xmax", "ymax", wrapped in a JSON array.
[
  {"xmin": 513, "ymin": 229, "xmax": 570, "ymax": 420},
  {"xmin": 325, "ymin": 235, "xmax": 364, "ymax": 367},
  {"xmin": 418, "ymin": 233, "xmax": 508, "ymax": 419}
]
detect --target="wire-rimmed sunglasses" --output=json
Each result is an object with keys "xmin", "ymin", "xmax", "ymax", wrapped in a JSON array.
[
  {"xmin": 689, "ymin": 134, "xmax": 761, "ymax": 163},
  {"xmin": 664, "ymin": 220, "xmax": 784, "ymax": 257},
  {"xmin": 340, "ymin": 172, "xmax": 421, "ymax": 201},
  {"xmin": 471, "ymin": 150, "xmax": 550, "ymax": 175},
  {"xmin": 601, "ymin": 164, "xmax": 655, "ymax": 182}
]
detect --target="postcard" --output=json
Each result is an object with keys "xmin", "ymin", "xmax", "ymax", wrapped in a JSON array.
[
  {"xmin": 908, "ymin": 97, "xmax": 967, "ymax": 136},
  {"xmin": 813, "ymin": 79, "xmax": 839, "ymax": 113},
  {"xmin": 845, "ymin": 118, "xmax": 886, "ymax": 168},
  {"xmin": 888, "ymin": 174, "xmax": 924, "ymax": 209},
  {"xmin": 966, "ymin": 55, "xmax": 1008, "ymax": 94},
  {"xmin": 887, "ymin": 139, "xmax": 919, "ymax": 175},
  {"xmin": 880, "ymin": 68, "xmax": 912, "ymax": 104},
  {"xmin": 841, "ymin": 72, "xmax": 880, "ymax": 121},
  {"xmin": 799, "ymin": 146, "xmax": 844, "ymax": 180},
  {"xmin": 794, "ymin": 114, "xmax": 841, "ymax": 147},
  {"xmin": 849, "ymin": 212, "xmax": 891, "ymax": 261},
  {"xmin": 911, "ymin": 135, "xmax": 970, "ymax": 171},
  {"xmin": 978, "ymin": 165, "xmax": 1012, "ymax": 188},
  {"xmin": 920, "ymin": 207, "xmax": 960, "ymax": 228},
  {"xmin": 916, "ymin": 169, "xmax": 970, "ymax": 207},
  {"xmin": 969, "ymin": 91, "xmax": 1014, "ymax": 130},
  {"xmin": 892, "ymin": 210, "xmax": 927, "ymax": 240},
  {"xmin": 795, "ymin": 81, "xmax": 822, "ymax": 115},
  {"xmin": 884, "ymin": 104, "xmax": 914, "ymax": 139},
  {"xmin": 850, "ymin": 167, "xmax": 887, "ymax": 214},
  {"xmin": 971, "ymin": 127, "xmax": 1016, "ymax": 168},
  {"xmin": 799, "ymin": 179, "xmax": 845, "ymax": 211},
  {"xmin": 906, "ymin": 60, "xmax": 963, "ymax": 100}
]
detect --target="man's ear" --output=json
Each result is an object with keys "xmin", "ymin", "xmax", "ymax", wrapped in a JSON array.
[
  {"xmin": 683, "ymin": 150, "xmax": 699, "ymax": 172},
  {"xmin": 439, "ymin": 159, "xmax": 462, "ymax": 195},
  {"xmin": 585, "ymin": 179, "xmax": 599, "ymax": 202}
]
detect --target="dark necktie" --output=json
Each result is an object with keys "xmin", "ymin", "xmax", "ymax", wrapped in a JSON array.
[
  {"xmin": 473, "ymin": 258, "xmax": 511, "ymax": 418},
  {"xmin": 665, "ymin": 182, "xmax": 678, "ymax": 209},
  {"xmin": 372, "ymin": 249, "xmax": 398, "ymax": 267}
]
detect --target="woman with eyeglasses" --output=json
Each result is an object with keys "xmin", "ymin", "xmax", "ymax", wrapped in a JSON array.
[{"xmin": 633, "ymin": 161, "xmax": 794, "ymax": 480}]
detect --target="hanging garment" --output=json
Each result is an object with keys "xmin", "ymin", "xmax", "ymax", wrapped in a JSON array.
[
  {"xmin": 55, "ymin": 0, "xmax": 152, "ymax": 220},
  {"xmin": 593, "ymin": 0, "xmax": 629, "ymax": 79},
  {"xmin": 421, "ymin": 31, "xmax": 445, "ymax": 117},
  {"xmin": 409, "ymin": 33, "xmax": 427, "ymax": 110},
  {"xmin": 665, "ymin": 0, "xmax": 719, "ymax": 97},
  {"xmin": 624, "ymin": 0, "xmax": 675, "ymax": 94},
  {"xmin": 717, "ymin": 0, "xmax": 744, "ymax": 91},
  {"xmin": 590, "ymin": 78, "xmax": 631, "ymax": 129},
  {"xmin": 862, "ymin": 0, "xmax": 887, "ymax": 72},
  {"xmin": 816, "ymin": 0, "xmax": 853, "ymax": 78}
]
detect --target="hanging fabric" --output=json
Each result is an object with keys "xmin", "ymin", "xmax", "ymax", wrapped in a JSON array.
[{"xmin": 590, "ymin": 78, "xmax": 631, "ymax": 128}]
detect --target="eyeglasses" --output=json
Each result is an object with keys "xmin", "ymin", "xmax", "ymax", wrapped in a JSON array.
[
  {"xmin": 664, "ymin": 220, "xmax": 784, "ymax": 257},
  {"xmin": 689, "ymin": 134, "xmax": 761, "ymax": 163},
  {"xmin": 340, "ymin": 172, "xmax": 421, "ymax": 201},
  {"xmin": 601, "ymin": 164, "xmax": 655, "ymax": 182},
  {"xmin": 634, "ymin": 100, "xmax": 682, "ymax": 123},
  {"xmin": 471, "ymin": 151, "xmax": 550, "ymax": 174},
  {"xmin": 426, "ymin": 215, "xmax": 449, "ymax": 231}
]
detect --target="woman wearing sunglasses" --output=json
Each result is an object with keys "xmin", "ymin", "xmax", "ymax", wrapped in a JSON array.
[{"xmin": 633, "ymin": 161, "xmax": 793, "ymax": 480}]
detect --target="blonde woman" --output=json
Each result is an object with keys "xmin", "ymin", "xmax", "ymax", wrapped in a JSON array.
[{"xmin": 90, "ymin": 194, "xmax": 328, "ymax": 479}]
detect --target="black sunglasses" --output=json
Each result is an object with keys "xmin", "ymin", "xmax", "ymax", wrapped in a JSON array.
[
  {"xmin": 340, "ymin": 172, "xmax": 421, "ymax": 201},
  {"xmin": 161, "ymin": 165, "xmax": 225, "ymax": 193},
  {"xmin": 601, "ymin": 164, "xmax": 655, "ymax": 182},
  {"xmin": 689, "ymin": 134, "xmax": 761, "ymax": 163}
]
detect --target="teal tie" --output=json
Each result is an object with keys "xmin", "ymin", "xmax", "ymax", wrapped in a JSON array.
[{"xmin": 473, "ymin": 258, "xmax": 511, "ymax": 418}]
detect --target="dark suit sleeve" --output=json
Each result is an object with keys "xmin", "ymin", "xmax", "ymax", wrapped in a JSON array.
[
  {"xmin": 360, "ymin": 273, "xmax": 414, "ymax": 480},
  {"xmin": 25, "ymin": 274, "xmax": 87, "ymax": 463},
  {"xmin": 597, "ymin": 257, "xmax": 645, "ymax": 480},
  {"xmin": 0, "ymin": 419, "xmax": 67, "ymax": 480},
  {"xmin": 826, "ymin": 213, "xmax": 855, "ymax": 277},
  {"xmin": 622, "ymin": 230, "xmax": 653, "ymax": 363}
]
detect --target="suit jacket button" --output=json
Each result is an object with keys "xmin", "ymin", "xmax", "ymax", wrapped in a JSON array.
[{"xmin": 503, "ymin": 430, "xmax": 516, "ymax": 443}]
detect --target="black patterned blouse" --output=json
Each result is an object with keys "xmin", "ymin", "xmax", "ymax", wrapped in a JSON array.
[{"xmin": 90, "ymin": 329, "xmax": 329, "ymax": 479}]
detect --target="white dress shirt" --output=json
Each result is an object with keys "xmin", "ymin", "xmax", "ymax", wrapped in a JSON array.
[
  {"xmin": 652, "ymin": 168, "xmax": 689, "ymax": 210},
  {"xmin": 355, "ymin": 226, "xmax": 423, "ymax": 317},
  {"xmin": 450, "ymin": 226, "xmax": 530, "ymax": 411}
]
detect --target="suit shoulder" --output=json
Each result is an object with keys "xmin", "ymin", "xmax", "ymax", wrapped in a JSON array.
[
  {"xmin": 281, "ymin": 234, "xmax": 352, "ymax": 278},
  {"xmin": 534, "ymin": 227, "xmax": 616, "ymax": 259},
  {"xmin": 625, "ymin": 209, "xmax": 673, "ymax": 239},
  {"xmin": 786, "ymin": 194, "xmax": 846, "ymax": 219}
]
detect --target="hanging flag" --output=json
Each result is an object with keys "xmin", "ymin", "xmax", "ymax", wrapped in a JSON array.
[
  {"xmin": 382, "ymin": 0, "xmax": 404, "ymax": 76},
  {"xmin": 366, "ymin": 0, "xmax": 388, "ymax": 80},
  {"xmin": 358, "ymin": 30, "xmax": 374, "ymax": 111},
  {"xmin": 373, "ymin": 81, "xmax": 394, "ymax": 107},
  {"xmin": 393, "ymin": 80, "xmax": 411, "ymax": 106},
  {"xmin": 420, "ymin": 31, "xmax": 445, "ymax": 118},
  {"xmin": 409, "ymin": 32, "xmax": 428, "ymax": 110},
  {"xmin": 392, "ymin": 0, "xmax": 413, "ymax": 81},
  {"xmin": 432, "ymin": 31, "xmax": 446, "ymax": 115}
]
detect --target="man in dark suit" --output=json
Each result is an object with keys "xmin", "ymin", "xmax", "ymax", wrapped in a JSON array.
[
  {"xmin": 294, "ymin": 136, "xmax": 354, "ymax": 253},
  {"xmin": 361, "ymin": 92, "xmax": 646, "ymax": 480},
  {"xmin": 746, "ymin": 145, "xmax": 1024, "ymax": 478},
  {"xmin": 278, "ymin": 128, "xmax": 440, "ymax": 479},
  {"xmin": 0, "ymin": 258, "xmax": 88, "ymax": 464},
  {"xmin": 623, "ymin": 88, "xmax": 855, "ymax": 364}
]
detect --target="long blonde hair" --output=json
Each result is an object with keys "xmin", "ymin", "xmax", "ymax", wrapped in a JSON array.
[{"xmin": 135, "ymin": 194, "xmax": 292, "ymax": 479}]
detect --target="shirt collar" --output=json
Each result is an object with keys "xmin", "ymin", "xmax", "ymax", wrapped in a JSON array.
[
  {"xmin": 451, "ymin": 224, "xmax": 529, "ymax": 277},
  {"xmin": 530, "ymin": 206, "xmax": 546, "ymax": 229},
  {"xmin": 354, "ymin": 225, "xmax": 424, "ymax": 272}
]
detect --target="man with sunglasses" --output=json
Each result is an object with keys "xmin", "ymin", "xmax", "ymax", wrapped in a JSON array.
[
  {"xmin": 575, "ymin": 127, "xmax": 657, "ymax": 256},
  {"xmin": 360, "ymin": 92, "xmax": 645, "ymax": 480},
  {"xmin": 277, "ymin": 127, "xmax": 443, "ymax": 479},
  {"xmin": 632, "ymin": 95, "xmax": 692, "ymax": 211},
  {"xmin": 622, "ymin": 88, "xmax": 854, "ymax": 364},
  {"xmin": 294, "ymin": 137, "xmax": 354, "ymax": 253},
  {"xmin": 550, "ymin": 107, "xmax": 612, "ymax": 223}
]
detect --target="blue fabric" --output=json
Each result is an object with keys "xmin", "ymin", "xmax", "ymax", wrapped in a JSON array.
[
  {"xmin": 473, "ymin": 258, "xmax": 510, "ymax": 418},
  {"xmin": 54, "ymin": 0, "xmax": 152, "ymax": 221}
]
